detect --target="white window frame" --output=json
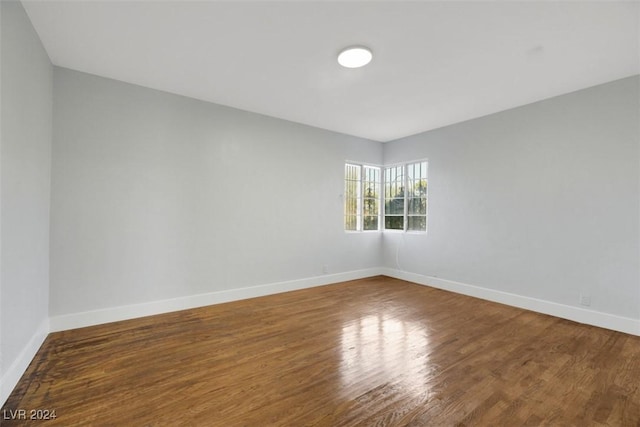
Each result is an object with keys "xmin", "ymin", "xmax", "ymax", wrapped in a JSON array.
[
  {"xmin": 383, "ymin": 160, "xmax": 428, "ymax": 233},
  {"xmin": 344, "ymin": 162, "xmax": 382, "ymax": 232}
]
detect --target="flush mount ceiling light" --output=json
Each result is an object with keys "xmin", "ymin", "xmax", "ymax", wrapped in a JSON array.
[{"xmin": 337, "ymin": 46, "xmax": 373, "ymax": 68}]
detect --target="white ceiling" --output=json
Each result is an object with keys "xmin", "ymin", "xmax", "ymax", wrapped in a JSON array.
[{"xmin": 22, "ymin": 1, "xmax": 640, "ymax": 142}]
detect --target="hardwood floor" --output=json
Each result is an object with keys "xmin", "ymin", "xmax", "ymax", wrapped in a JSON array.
[{"xmin": 3, "ymin": 276, "xmax": 640, "ymax": 426}]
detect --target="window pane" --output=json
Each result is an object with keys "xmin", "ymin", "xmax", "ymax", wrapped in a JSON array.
[
  {"xmin": 345, "ymin": 165, "xmax": 360, "ymax": 183},
  {"xmin": 363, "ymin": 216, "xmax": 378, "ymax": 231},
  {"xmin": 407, "ymin": 216, "xmax": 426, "ymax": 231},
  {"xmin": 408, "ymin": 197, "xmax": 427, "ymax": 214},
  {"xmin": 345, "ymin": 183, "xmax": 358, "ymax": 207},
  {"xmin": 385, "ymin": 197, "xmax": 404, "ymax": 215},
  {"xmin": 363, "ymin": 166, "xmax": 380, "ymax": 200},
  {"xmin": 406, "ymin": 180, "xmax": 421, "ymax": 197},
  {"xmin": 408, "ymin": 161, "xmax": 425, "ymax": 179},
  {"xmin": 363, "ymin": 198, "xmax": 379, "ymax": 216},
  {"xmin": 385, "ymin": 216, "xmax": 404, "ymax": 230},
  {"xmin": 363, "ymin": 184, "xmax": 379, "ymax": 199},
  {"xmin": 345, "ymin": 215, "xmax": 358, "ymax": 231},
  {"xmin": 418, "ymin": 180, "xmax": 428, "ymax": 197}
]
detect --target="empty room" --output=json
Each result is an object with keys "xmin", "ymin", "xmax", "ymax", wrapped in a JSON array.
[{"xmin": 1, "ymin": 0, "xmax": 639, "ymax": 425}]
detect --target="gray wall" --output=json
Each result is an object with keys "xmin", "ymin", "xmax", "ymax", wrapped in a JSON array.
[
  {"xmin": 383, "ymin": 76, "xmax": 640, "ymax": 320},
  {"xmin": 49, "ymin": 69, "xmax": 640, "ymax": 322},
  {"xmin": 1, "ymin": 0, "xmax": 52, "ymax": 379},
  {"xmin": 50, "ymin": 67, "xmax": 382, "ymax": 316}
]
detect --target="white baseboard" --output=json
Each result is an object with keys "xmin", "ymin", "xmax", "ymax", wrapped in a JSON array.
[
  {"xmin": 50, "ymin": 268, "xmax": 384, "ymax": 332},
  {"xmin": 381, "ymin": 268, "xmax": 640, "ymax": 336},
  {"xmin": 1, "ymin": 318, "xmax": 50, "ymax": 406}
]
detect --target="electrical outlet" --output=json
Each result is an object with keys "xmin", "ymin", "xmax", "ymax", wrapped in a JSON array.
[
  {"xmin": 322, "ymin": 265, "xmax": 329, "ymax": 274},
  {"xmin": 580, "ymin": 293, "xmax": 591, "ymax": 307}
]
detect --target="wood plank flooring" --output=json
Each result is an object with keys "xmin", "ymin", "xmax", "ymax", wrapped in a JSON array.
[{"xmin": 3, "ymin": 276, "xmax": 640, "ymax": 426}]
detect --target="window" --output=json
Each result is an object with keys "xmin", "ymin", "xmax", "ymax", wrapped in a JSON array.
[
  {"xmin": 344, "ymin": 163, "xmax": 381, "ymax": 231},
  {"xmin": 345, "ymin": 160, "xmax": 426, "ymax": 233},
  {"xmin": 384, "ymin": 161, "xmax": 427, "ymax": 232}
]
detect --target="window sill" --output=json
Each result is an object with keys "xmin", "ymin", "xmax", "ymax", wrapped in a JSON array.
[{"xmin": 382, "ymin": 229, "xmax": 427, "ymax": 234}]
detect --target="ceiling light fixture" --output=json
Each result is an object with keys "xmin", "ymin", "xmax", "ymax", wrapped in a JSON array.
[{"xmin": 337, "ymin": 46, "xmax": 373, "ymax": 68}]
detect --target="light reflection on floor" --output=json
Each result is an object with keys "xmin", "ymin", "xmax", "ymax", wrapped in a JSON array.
[{"xmin": 339, "ymin": 314, "xmax": 431, "ymax": 395}]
